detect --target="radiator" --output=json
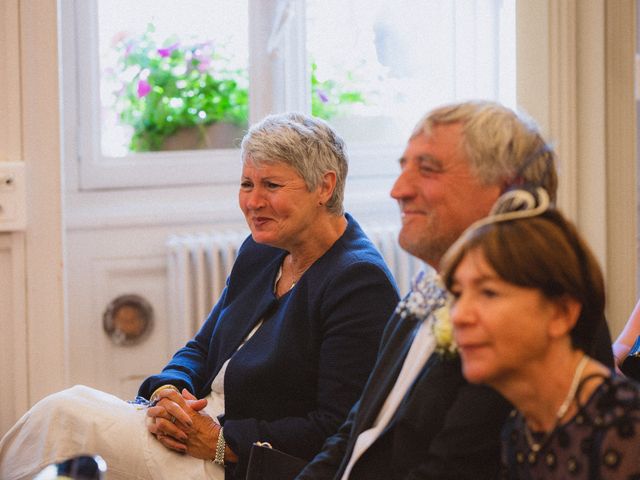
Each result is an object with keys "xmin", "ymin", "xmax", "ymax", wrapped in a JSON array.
[{"xmin": 166, "ymin": 225, "xmax": 423, "ymax": 349}]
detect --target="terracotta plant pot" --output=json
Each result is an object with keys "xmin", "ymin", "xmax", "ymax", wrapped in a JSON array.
[{"xmin": 161, "ymin": 122, "xmax": 247, "ymax": 150}]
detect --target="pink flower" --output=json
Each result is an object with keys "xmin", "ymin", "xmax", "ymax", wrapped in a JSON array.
[
  {"xmin": 317, "ymin": 89, "xmax": 329, "ymax": 103},
  {"xmin": 157, "ymin": 43, "xmax": 179, "ymax": 58},
  {"xmin": 124, "ymin": 40, "xmax": 136, "ymax": 58},
  {"xmin": 110, "ymin": 30, "xmax": 130, "ymax": 47},
  {"xmin": 196, "ymin": 57, "xmax": 211, "ymax": 73},
  {"xmin": 137, "ymin": 79, "xmax": 151, "ymax": 97},
  {"xmin": 193, "ymin": 43, "xmax": 213, "ymax": 72}
]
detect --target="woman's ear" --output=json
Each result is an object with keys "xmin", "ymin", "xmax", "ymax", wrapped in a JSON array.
[
  {"xmin": 319, "ymin": 171, "xmax": 337, "ymax": 204},
  {"xmin": 548, "ymin": 295, "xmax": 581, "ymax": 340}
]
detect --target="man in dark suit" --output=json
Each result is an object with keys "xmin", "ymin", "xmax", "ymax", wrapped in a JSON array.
[{"xmin": 295, "ymin": 101, "xmax": 614, "ymax": 480}]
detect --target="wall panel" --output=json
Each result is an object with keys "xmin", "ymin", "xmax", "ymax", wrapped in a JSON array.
[{"xmin": 0, "ymin": 234, "xmax": 28, "ymax": 436}]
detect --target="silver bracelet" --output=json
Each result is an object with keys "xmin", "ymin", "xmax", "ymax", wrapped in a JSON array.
[{"xmin": 214, "ymin": 427, "xmax": 225, "ymax": 466}]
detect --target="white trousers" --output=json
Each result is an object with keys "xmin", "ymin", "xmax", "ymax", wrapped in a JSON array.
[{"xmin": 0, "ymin": 385, "xmax": 224, "ymax": 480}]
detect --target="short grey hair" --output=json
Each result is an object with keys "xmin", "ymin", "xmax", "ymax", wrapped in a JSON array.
[
  {"xmin": 412, "ymin": 100, "xmax": 558, "ymax": 202},
  {"xmin": 240, "ymin": 112, "xmax": 348, "ymax": 215}
]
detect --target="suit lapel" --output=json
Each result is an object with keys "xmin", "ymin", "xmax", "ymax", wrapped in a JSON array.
[{"xmin": 355, "ymin": 314, "xmax": 423, "ymax": 431}]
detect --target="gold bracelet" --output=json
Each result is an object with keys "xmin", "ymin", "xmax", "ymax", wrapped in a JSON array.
[
  {"xmin": 214, "ymin": 427, "xmax": 225, "ymax": 466},
  {"xmin": 149, "ymin": 384, "xmax": 179, "ymax": 404}
]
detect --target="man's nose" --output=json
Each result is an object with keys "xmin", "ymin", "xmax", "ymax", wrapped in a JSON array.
[{"xmin": 390, "ymin": 167, "xmax": 415, "ymax": 200}]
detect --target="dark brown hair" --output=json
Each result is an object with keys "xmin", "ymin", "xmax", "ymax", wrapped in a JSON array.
[{"xmin": 441, "ymin": 208, "xmax": 605, "ymax": 355}]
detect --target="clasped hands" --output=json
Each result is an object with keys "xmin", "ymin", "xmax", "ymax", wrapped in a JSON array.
[{"xmin": 146, "ymin": 388, "xmax": 237, "ymax": 463}]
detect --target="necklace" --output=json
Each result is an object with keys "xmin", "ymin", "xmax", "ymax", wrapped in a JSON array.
[
  {"xmin": 523, "ymin": 354, "xmax": 589, "ymax": 457},
  {"xmin": 275, "ymin": 256, "xmax": 309, "ymax": 293},
  {"xmin": 285, "ymin": 254, "xmax": 312, "ymax": 289},
  {"xmin": 275, "ymin": 265, "xmax": 297, "ymax": 293}
]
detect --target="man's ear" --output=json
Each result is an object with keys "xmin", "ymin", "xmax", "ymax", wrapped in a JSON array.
[{"xmin": 548, "ymin": 295, "xmax": 581, "ymax": 340}]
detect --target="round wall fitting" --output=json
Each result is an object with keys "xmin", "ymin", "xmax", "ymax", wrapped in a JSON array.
[{"xmin": 103, "ymin": 294, "xmax": 154, "ymax": 346}]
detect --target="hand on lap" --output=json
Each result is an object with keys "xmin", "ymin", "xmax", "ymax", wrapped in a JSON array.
[{"xmin": 146, "ymin": 388, "xmax": 231, "ymax": 461}]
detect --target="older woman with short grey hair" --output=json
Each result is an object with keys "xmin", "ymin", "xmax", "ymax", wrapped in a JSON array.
[
  {"xmin": 241, "ymin": 112, "xmax": 348, "ymax": 216},
  {"xmin": 0, "ymin": 113, "xmax": 399, "ymax": 480}
]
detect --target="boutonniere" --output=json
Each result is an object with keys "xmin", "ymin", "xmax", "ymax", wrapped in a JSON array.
[{"xmin": 395, "ymin": 270, "xmax": 457, "ymax": 359}]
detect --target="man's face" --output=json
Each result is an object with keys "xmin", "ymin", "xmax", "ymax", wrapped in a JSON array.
[{"xmin": 390, "ymin": 122, "xmax": 502, "ymax": 270}]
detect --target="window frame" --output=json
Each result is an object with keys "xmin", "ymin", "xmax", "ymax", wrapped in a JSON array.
[
  {"xmin": 75, "ymin": 0, "xmax": 254, "ymax": 190},
  {"xmin": 74, "ymin": 0, "xmax": 513, "ymax": 192}
]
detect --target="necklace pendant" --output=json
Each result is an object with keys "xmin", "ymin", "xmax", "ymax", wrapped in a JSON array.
[
  {"xmin": 530, "ymin": 442, "xmax": 541, "ymax": 453},
  {"xmin": 527, "ymin": 451, "xmax": 538, "ymax": 464}
]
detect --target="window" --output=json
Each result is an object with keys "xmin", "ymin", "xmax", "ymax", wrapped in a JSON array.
[
  {"xmin": 75, "ymin": 0, "xmax": 515, "ymax": 190},
  {"xmin": 307, "ymin": 0, "xmax": 515, "ymax": 147},
  {"xmin": 98, "ymin": 0, "xmax": 249, "ymax": 156}
]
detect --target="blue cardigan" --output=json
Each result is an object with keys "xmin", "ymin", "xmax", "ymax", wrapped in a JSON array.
[{"xmin": 138, "ymin": 214, "xmax": 399, "ymax": 478}]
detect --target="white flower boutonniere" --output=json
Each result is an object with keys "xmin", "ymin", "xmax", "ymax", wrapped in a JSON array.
[
  {"xmin": 395, "ymin": 270, "xmax": 457, "ymax": 359},
  {"xmin": 432, "ymin": 305, "xmax": 456, "ymax": 358}
]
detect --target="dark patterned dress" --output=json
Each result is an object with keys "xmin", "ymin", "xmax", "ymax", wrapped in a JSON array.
[{"xmin": 500, "ymin": 374, "xmax": 640, "ymax": 480}]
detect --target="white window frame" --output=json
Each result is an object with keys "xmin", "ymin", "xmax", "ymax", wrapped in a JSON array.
[
  {"xmin": 75, "ymin": 0, "xmax": 256, "ymax": 190},
  {"xmin": 74, "ymin": 0, "xmax": 513, "ymax": 192}
]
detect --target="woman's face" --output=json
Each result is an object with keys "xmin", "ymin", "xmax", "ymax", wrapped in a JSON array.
[
  {"xmin": 449, "ymin": 249, "xmax": 562, "ymax": 389},
  {"xmin": 239, "ymin": 160, "xmax": 325, "ymax": 251}
]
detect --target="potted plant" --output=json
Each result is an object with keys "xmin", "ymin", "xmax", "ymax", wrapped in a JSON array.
[
  {"xmin": 109, "ymin": 25, "xmax": 249, "ymax": 152},
  {"xmin": 108, "ymin": 25, "xmax": 368, "ymax": 152}
]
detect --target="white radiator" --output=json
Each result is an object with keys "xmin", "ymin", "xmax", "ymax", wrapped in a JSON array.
[{"xmin": 166, "ymin": 225, "xmax": 423, "ymax": 349}]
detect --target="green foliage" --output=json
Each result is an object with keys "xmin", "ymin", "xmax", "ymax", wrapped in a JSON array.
[
  {"xmin": 109, "ymin": 26, "xmax": 367, "ymax": 152},
  {"xmin": 310, "ymin": 61, "xmax": 366, "ymax": 120},
  {"xmin": 110, "ymin": 25, "xmax": 248, "ymax": 152}
]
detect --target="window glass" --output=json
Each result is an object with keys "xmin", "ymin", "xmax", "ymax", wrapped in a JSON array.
[
  {"xmin": 76, "ymin": 0, "xmax": 514, "ymax": 189},
  {"xmin": 98, "ymin": 0, "xmax": 249, "ymax": 156},
  {"xmin": 306, "ymin": 0, "xmax": 515, "ymax": 145}
]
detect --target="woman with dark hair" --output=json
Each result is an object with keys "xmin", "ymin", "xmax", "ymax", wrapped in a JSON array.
[
  {"xmin": 441, "ymin": 188, "xmax": 640, "ymax": 479},
  {"xmin": 0, "ymin": 113, "xmax": 399, "ymax": 480}
]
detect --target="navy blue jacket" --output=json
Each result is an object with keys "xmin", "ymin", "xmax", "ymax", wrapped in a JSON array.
[{"xmin": 138, "ymin": 214, "xmax": 400, "ymax": 478}]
